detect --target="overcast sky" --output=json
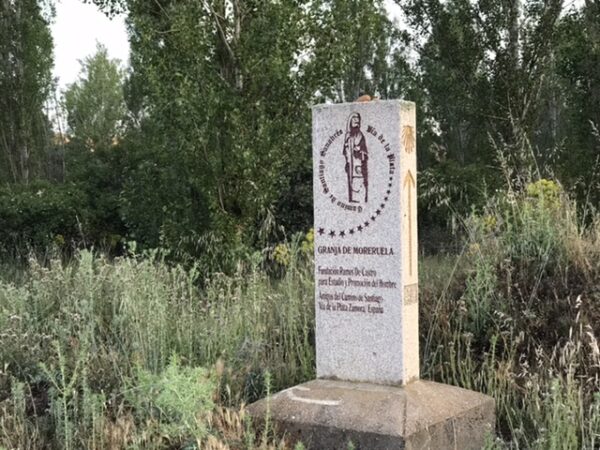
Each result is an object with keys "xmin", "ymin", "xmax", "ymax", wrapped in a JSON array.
[{"xmin": 51, "ymin": 0, "xmax": 129, "ymax": 90}]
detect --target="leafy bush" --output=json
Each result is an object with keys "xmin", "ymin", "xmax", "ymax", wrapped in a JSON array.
[
  {"xmin": 422, "ymin": 178, "xmax": 600, "ymax": 449},
  {"xmin": 64, "ymin": 141, "xmax": 128, "ymax": 250},
  {"xmin": 1, "ymin": 185, "xmax": 600, "ymax": 448},
  {"xmin": 418, "ymin": 160, "xmax": 500, "ymax": 253},
  {"xmin": 0, "ymin": 249, "xmax": 313, "ymax": 448},
  {"xmin": 125, "ymin": 356, "xmax": 214, "ymax": 446},
  {"xmin": 0, "ymin": 181, "xmax": 87, "ymax": 255}
]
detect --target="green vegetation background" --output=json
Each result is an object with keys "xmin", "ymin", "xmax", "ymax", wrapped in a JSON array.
[
  {"xmin": 1, "ymin": 0, "xmax": 600, "ymax": 448},
  {"xmin": 1, "ymin": 182, "xmax": 600, "ymax": 449}
]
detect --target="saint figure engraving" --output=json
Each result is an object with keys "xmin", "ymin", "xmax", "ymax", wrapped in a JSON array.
[{"xmin": 343, "ymin": 112, "xmax": 369, "ymax": 203}]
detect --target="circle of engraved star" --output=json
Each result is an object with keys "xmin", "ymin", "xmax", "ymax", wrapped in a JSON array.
[{"xmin": 317, "ymin": 176, "xmax": 394, "ymax": 238}]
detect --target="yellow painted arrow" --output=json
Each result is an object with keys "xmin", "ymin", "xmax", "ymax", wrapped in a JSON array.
[{"xmin": 403, "ymin": 170, "xmax": 416, "ymax": 277}]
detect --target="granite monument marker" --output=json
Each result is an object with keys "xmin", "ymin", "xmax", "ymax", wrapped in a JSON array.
[
  {"xmin": 249, "ymin": 99, "xmax": 495, "ymax": 450},
  {"xmin": 313, "ymin": 100, "xmax": 418, "ymax": 385}
]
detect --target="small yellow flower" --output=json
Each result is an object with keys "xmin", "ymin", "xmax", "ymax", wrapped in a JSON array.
[
  {"xmin": 467, "ymin": 242, "xmax": 480, "ymax": 255},
  {"xmin": 273, "ymin": 243, "xmax": 291, "ymax": 267},
  {"xmin": 301, "ymin": 228, "xmax": 314, "ymax": 254},
  {"xmin": 482, "ymin": 215, "xmax": 497, "ymax": 232},
  {"xmin": 525, "ymin": 179, "xmax": 562, "ymax": 210}
]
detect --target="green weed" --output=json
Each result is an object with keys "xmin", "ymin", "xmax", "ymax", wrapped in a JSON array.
[{"xmin": 0, "ymin": 188, "xmax": 599, "ymax": 448}]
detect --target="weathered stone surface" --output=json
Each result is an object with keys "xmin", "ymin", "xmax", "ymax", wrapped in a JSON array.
[
  {"xmin": 248, "ymin": 379, "xmax": 495, "ymax": 450},
  {"xmin": 247, "ymin": 99, "xmax": 495, "ymax": 449},
  {"xmin": 312, "ymin": 100, "xmax": 418, "ymax": 385}
]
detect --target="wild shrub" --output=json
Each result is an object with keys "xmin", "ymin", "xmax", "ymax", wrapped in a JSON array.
[
  {"xmin": 1, "ymin": 184, "xmax": 599, "ymax": 448},
  {"xmin": 124, "ymin": 355, "xmax": 214, "ymax": 448},
  {"xmin": 0, "ymin": 182, "xmax": 87, "ymax": 257},
  {"xmin": 421, "ymin": 178, "xmax": 600, "ymax": 449},
  {"xmin": 0, "ymin": 246, "xmax": 313, "ymax": 448}
]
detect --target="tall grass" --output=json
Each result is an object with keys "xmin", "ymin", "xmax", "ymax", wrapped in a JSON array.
[
  {"xmin": 0, "ymin": 241, "xmax": 313, "ymax": 448},
  {"xmin": 421, "ymin": 179, "xmax": 600, "ymax": 449},
  {"xmin": 1, "ymin": 180, "xmax": 599, "ymax": 448}
]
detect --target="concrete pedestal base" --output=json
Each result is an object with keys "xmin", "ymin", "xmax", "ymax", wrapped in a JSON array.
[{"xmin": 248, "ymin": 379, "xmax": 495, "ymax": 450}]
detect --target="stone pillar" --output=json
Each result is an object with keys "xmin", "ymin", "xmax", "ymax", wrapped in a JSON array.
[
  {"xmin": 313, "ymin": 100, "xmax": 418, "ymax": 385},
  {"xmin": 248, "ymin": 100, "xmax": 495, "ymax": 450}
]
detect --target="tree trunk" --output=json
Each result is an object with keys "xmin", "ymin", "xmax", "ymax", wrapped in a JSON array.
[
  {"xmin": 14, "ymin": 0, "xmax": 29, "ymax": 184},
  {"xmin": 0, "ymin": 0, "xmax": 18, "ymax": 182}
]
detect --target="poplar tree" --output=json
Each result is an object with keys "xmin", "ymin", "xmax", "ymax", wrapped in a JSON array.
[{"xmin": 0, "ymin": 0, "xmax": 54, "ymax": 184}]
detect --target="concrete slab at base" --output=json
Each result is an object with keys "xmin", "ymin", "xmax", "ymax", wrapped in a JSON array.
[{"xmin": 248, "ymin": 379, "xmax": 495, "ymax": 450}]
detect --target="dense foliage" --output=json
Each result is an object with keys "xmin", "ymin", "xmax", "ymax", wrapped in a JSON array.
[
  {"xmin": 1, "ymin": 0, "xmax": 600, "ymax": 447},
  {"xmin": 2, "ymin": 0, "xmax": 599, "ymax": 260},
  {"xmin": 1, "ymin": 188, "xmax": 599, "ymax": 448},
  {"xmin": 0, "ymin": 0, "xmax": 54, "ymax": 184}
]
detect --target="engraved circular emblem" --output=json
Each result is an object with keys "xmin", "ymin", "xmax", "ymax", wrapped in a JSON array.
[{"xmin": 316, "ymin": 111, "xmax": 397, "ymax": 238}]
